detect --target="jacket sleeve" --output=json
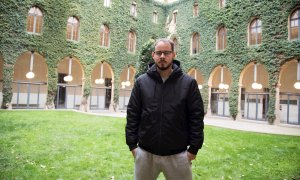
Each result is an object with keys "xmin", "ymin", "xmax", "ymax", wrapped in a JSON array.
[
  {"xmin": 186, "ymin": 79, "xmax": 204, "ymax": 155},
  {"xmin": 125, "ymin": 79, "xmax": 142, "ymax": 151}
]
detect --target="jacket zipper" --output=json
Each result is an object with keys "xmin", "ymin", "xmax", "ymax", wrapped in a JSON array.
[{"xmin": 159, "ymin": 81, "xmax": 164, "ymax": 155}]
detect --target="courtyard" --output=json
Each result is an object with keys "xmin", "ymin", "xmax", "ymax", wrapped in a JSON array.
[{"xmin": 0, "ymin": 110, "xmax": 299, "ymax": 179}]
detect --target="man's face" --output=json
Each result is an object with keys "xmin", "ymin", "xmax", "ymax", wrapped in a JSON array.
[{"xmin": 152, "ymin": 41, "xmax": 176, "ymax": 71}]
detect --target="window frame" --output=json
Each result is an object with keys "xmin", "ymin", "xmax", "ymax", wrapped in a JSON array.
[
  {"xmin": 172, "ymin": 38, "xmax": 179, "ymax": 53},
  {"xmin": 248, "ymin": 18, "xmax": 262, "ymax": 46},
  {"xmin": 289, "ymin": 8, "xmax": 300, "ymax": 41},
  {"xmin": 153, "ymin": 11, "xmax": 158, "ymax": 24},
  {"xmin": 27, "ymin": 6, "xmax": 43, "ymax": 34},
  {"xmin": 66, "ymin": 16, "xmax": 80, "ymax": 42},
  {"xmin": 193, "ymin": 3, "xmax": 199, "ymax": 17},
  {"xmin": 172, "ymin": 10, "xmax": 178, "ymax": 24},
  {"xmin": 127, "ymin": 31, "xmax": 136, "ymax": 53},
  {"xmin": 131, "ymin": 2, "xmax": 137, "ymax": 17},
  {"xmin": 99, "ymin": 25, "xmax": 110, "ymax": 48},
  {"xmin": 217, "ymin": 26, "xmax": 227, "ymax": 51},
  {"xmin": 191, "ymin": 33, "xmax": 200, "ymax": 55}
]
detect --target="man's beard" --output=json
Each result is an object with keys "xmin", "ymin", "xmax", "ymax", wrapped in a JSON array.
[{"xmin": 156, "ymin": 60, "xmax": 172, "ymax": 71}]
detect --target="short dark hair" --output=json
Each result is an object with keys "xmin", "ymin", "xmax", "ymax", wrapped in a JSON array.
[{"xmin": 154, "ymin": 38, "xmax": 174, "ymax": 52}]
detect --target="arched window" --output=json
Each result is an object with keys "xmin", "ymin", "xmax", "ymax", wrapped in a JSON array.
[
  {"xmin": 219, "ymin": 0, "xmax": 226, "ymax": 8},
  {"xmin": 131, "ymin": 2, "xmax": 137, "ymax": 17},
  {"xmin": 67, "ymin": 16, "xmax": 80, "ymax": 41},
  {"xmin": 27, "ymin": 7, "xmax": 43, "ymax": 34},
  {"xmin": 153, "ymin": 11, "xmax": 158, "ymax": 24},
  {"xmin": 191, "ymin": 33, "xmax": 200, "ymax": 55},
  {"xmin": 172, "ymin": 10, "xmax": 178, "ymax": 24},
  {"xmin": 290, "ymin": 9, "xmax": 300, "ymax": 40},
  {"xmin": 128, "ymin": 31, "xmax": 136, "ymax": 53},
  {"xmin": 217, "ymin": 27, "xmax": 227, "ymax": 50},
  {"xmin": 104, "ymin": 0, "xmax": 111, "ymax": 7},
  {"xmin": 100, "ymin": 25, "xmax": 110, "ymax": 47},
  {"xmin": 172, "ymin": 38, "xmax": 178, "ymax": 53},
  {"xmin": 193, "ymin": 3, "xmax": 199, "ymax": 17},
  {"xmin": 249, "ymin": 19, "xmax": 262, "ymax": 45}
]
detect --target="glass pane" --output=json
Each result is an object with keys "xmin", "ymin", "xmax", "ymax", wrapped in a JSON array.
[
  {"xmin": 224, "ymin": 35, "xmax": 227, "ymax": 48},
  {"xmin": 291, "ymin": 27, "xmax": 299, "ymax": 40},
  {"xmin": 104, "ymin": 32, "xmax": 109, "ymax": 47},
  {"xmin": 257, "ymin": 19, "xmax": 261, "ymax": 26},
  {"xmin": 29, "ymin": 7, "xmax": 35, "ymax": 14},
  {"xmin": 291, "ymin": 10, "xmax": 298, "ymax": 19},
  {"xmin": 27, "ymin": 16, "xmax": 34, "ymax": 32},
  {"xmin": 257, "ymin": 33, "xmax": 262, "ymax": 44},
  {"xmin": 73, "ymin": 24, "xmax": 79, "ymax": 41},
  {"xmin": 73, "ymin": 18, "xmax": 79, "ymax": 25},
  {"xmin": 66, "ymin": 24, "xmax": 72, "ymax": 39},
  {"xmin": 257, "ymin": 27, "xmax": 261, "ymax": 33},
  {"xmin": 100, "ymin": 25, "xmax": 104, "ymax": 32},
  {"xmin": 68, "ymin": 17, "xmax": 73, "ymax": 23},
  {"xmin": 250, "ymin": 20, "xmax": 256, "ymax": 28},
  {"xmin": 100, "ymin": 32, "xmax": 104, "ymax": 46},
  {"xmin": 35, "ymin": 16, "xmax": 43, "ymax": 33},
  {"xmin": 250, "ymin": 33, "xmax": 256, "ymax": 45},
  {"xmin": 35, "ymin": 8, "xmax": 42, "ymax": 16},
  {"xmin": 291, "ymin": 19, "xmax": 298, "ymax": 27}
]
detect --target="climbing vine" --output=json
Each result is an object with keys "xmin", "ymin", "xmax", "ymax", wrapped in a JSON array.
[
  {"xmin": 0, "ymin": 0, "xmax": 165, "ymax": 108},
  {"xmin": 164, "ymin": 0, "xmax": 300, "ymax": 123},
  {"xmin": 1, "ymin": 0, "xmax": 300, "ymax": 123}
]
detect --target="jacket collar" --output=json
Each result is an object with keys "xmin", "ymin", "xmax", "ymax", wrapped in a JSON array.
[{"xmin": 147, "ymin": 60, "xmax": 182, "ymax": 81}]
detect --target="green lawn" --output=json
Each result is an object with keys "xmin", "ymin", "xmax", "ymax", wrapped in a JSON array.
[{"xmin": 0, "ymin": 110, "xmax": 299, "ymax": 179}]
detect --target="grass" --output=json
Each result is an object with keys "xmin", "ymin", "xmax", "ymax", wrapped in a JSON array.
[{"xmin": 0, "ymin": 110, "xmax": 299, "ymax": 180}]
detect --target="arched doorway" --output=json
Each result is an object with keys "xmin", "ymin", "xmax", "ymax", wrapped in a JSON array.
[
  {"xmin": 11, "ymin": 51, "xmax": 48, "ymax": 109},
  {"xmin": 278, "ymin": 59, "xmax": 300, "ymax": 125},
  {"xmin": 119, "ymin": 65, "xmax": 135, "ymax": 110},
  {"xmin": 208, "ymin": 65, "xmax": 232, "ymax": 117},
  {"xmin": 90, "ymin": 61, "xmax": 114, "ymax": 110},
  {"xmin": 240, "ymin": 62, "xmax": 269, "ymax": 121},
  {"xmin": 55, "ymin": 56, "xmax": 83, "ymax": 109}
]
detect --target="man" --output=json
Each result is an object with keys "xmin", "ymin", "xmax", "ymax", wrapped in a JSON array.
[{"xmin": 126, "ymin": 38, "xmax": 204, "ymax": 180}]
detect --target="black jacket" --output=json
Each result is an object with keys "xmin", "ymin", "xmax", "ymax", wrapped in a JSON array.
[{"xmin": 126, "ymin": 60, "xmax": 204, "ymax": 156}]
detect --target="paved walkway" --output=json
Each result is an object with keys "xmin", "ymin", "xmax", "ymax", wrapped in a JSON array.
[{"xmin": 83, "ymin": 110, "xmax": 300, "ymax": 136}]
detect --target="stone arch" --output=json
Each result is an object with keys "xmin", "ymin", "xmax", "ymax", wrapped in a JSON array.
[
  {"xmin": 239, "ymin": 61, "xmax": 270, "ymax": 121},
  {"xmin": 12, "ymin": 51, "xmax": 48, "ymax": 108},
  {"xmin": 55, "ymin": 56, "xmax": 84, "ymax": 109},
  {"xmin": 187, "ymin": 68, "xmax": 205, "ymax": 89},
  {"xmin": 239, "ymin": 61, "xmax": 269, "ymax": 92},
  {"xmin": 90, "ymin": 61, "xmax": 114, "ymax": 110},
  {"xmin": 277, "ymin": 59, "xmax": 300, "ymax": 125},
  {"xmin": 118, "ymin": 65, "xmax": 136, "ymax": 110},
  {"xmin": 207, "ymin": 65, "xmax": 232, "ymax": 117},
  {"xmin": 208, "ymin": 65, "xmax": 232, "ymax": 90}
]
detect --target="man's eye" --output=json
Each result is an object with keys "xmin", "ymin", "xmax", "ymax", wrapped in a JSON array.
[{"xmin": 155, "ymin": 51, "xmax": 172, "ymax": 56}]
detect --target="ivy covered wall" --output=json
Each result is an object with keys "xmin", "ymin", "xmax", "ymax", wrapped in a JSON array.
[
  {"xmin": 0, "ymin": 0, "xmax": 300, "ymax": 122},
  {"xmin": 0, "ymin": 0, "xmax": 166, "ymax": 108},
  {"xmin": 164, "ymin": 0, "xmax": 300, "ymax": 121}
]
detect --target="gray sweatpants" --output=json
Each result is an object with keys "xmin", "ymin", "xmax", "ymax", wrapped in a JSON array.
[{"xmin": 134, "ymin": 147, "xmax": 192, "ymax": 180}]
